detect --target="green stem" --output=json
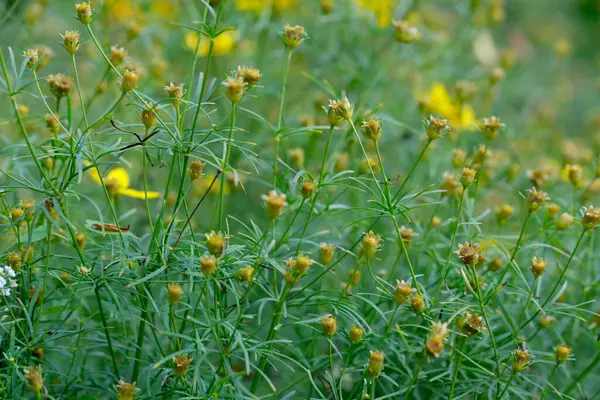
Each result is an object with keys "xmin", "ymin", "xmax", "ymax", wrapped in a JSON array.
[
  {"xmin": 515, "ymin": 277, "xmax": 537, "ymax": 339},
  {"xmin": 272, "ymin": 49, "xmax": 293, "ymax": 189},
  {"xmin": 403, "ymin": 353, "xmax": 425, "ymax": 399},
  {"xmin": 448, "ymin": 337, "xmax": 466, "ymax": 400},
  {"xmin": 71, "ymin": 54, "xmax": 89, "ymax": 129},
  {"xmin": 496, "ymin": 372, "xmax": 515, "ymax": 400},
  {"xmin": 216, "ymin": 103, "xmax": 237, "ymax": 231},
  {"xmin": 470, "ymin": 266, "xmax": 500, "ymax": 372},
  {"xmin": 539, "ymin": 363, "xmax": 558, "ymax": 400},
  {"xmin": 564, "ymin": 352, "xmax": 600, "ymax": 395},
  {"xmin": 95, "ymin": 286, "xmax": 120, "ymax": 378}
]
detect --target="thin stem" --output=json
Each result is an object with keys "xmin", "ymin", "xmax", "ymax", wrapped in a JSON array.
[
  {"xmin": 392, "ymin": 139, "xmax": 433, "ymax": 202},
  {"xmin": 498, "ymin": 211, "xmax": 532, "ymax": 283},
  {"xmin": 515, "ymin": 277, "xmax": 537, "ymax": 339},
  {"xmin": 95, "ymin": 286, "xmax": 120, "ymax": 378},
  {"xmin": 403, "ymin": 353, "xmax": 425, "ymax": 400},
  {"xmin": 295, "ymin": 126, "xmax": 335, "ymax": 255},
  {"xmin": 448, "ymin": 337, "xmax": 466, "ymax": 400},
  {"xmin": 272, "ymin": 49, "xmax": 293, "ymax": 189},
  {"xmin": 496, "ymin": 372, "xmax": 515, "ymax": 400},
  {"xmin": 521, "ymin": 228, "xmax": 586, "ymax": 329},
  {"xmin": 564, "ymin": 351, "xmax": 600, "ymax": 395},
  {"xmin": 469, "ymin": 265, "xmax": 500, "ymax": 372},
  {"xmin": 71, "ymin": 54, "xmax": 89, "ymax": 129},
  {"xmin": 539, "ymin": 363, "xmax": 558, "ymax": 400},
  {"xmin": 217, "ymin": 104, "xmax": 237, "ymax": 231}
]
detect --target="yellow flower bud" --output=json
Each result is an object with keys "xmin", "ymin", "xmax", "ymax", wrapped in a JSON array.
[
  {"xmin": 531, "ymin": 257, "xmax": 547, "ymax": 278},
  {"xmin": 349, "ymin": 325, "xmax": 364, "ymax": 344},
  {"xmin": 200, "ymin": 255, "xmax": 216, "ymax": 278},
  {"xmin": 173, "ymin": 354, "xmax": 193, "ymax": 376},
  {"xmin": 322, "ymin": 315, "xmax": 337, "ymax": 337},
  {"xmin": 61, "ymin": 31, "xmax": 80, "ymax": 54},
  {"xmin": 367, "ymin": 350, "xmax": 385, "ymax": 378},
  {"xmin": 75, "ymin": 2, "xmax": 93, "ymax": 24},
  {"xmin": 556, "ymin": 344, "xmax": 571, "ymax": 363},
  {"xmin": 167, "ymin": 283, "xmax": 183, "ymax": 304}
]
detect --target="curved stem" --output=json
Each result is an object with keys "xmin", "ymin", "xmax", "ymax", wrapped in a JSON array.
[{"xmin": 272, "ymin": 49, "xmax": 293, "ymax": 189}]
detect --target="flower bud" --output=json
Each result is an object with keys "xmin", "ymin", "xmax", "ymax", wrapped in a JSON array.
[
  {"xmin": 282, "ymin": 25, "xmax": 306, "ymax": 49},
  {"xmin": 62, "ymin": 31, "xmax": 80, "ymax": 54},
  {"xmin": 300, "ymin": 180, "xmax": 316, "ymax": 199},
  {"xmin": 32, "ymin": 347, "xmax": 44, "ymax": 359},
  {"xmin": 451, "ymin": 149, "xmax": 466, "ymax": 168},
  {"xmin": 75, "ymin": 2, "xmax": 92, "ymax": 24},
  {"xmin": 349, "ymin": 325, "xmax": 364, "ymax": 344},
  {"xmin": 288, "ymin": 147, "xmax": 305, "ymax": 169},
  {"xmin": 48, "ymin": 74, "xmax": 73, "ymax": 97},
  {"xmin": 398, "ymin": 226, "xmax": 416, "ymax": 248},
  {"xmin": 237, "ymin": 266, "xmax": 254, "ymax": 282},
  {"xmin": 367, "ymin": 351, "xmax": 384, "ymax": 378},
  {"xmin": 461, "ymin": 313, "xmax": 484, "ymax": 336},
  {"xmin": 200, "ymin": 255, "xmax": 216, "ymax": 278},
  {"xmin": 539, "ymin": 315, "xmax": 556, "ymax": 329},
  {"xmin": 362, "ymin": 118, "xmax": 383, "ymax": 141},
  {"xmin": 555, "ymin": 344, "xmax": 571, "ymax": 363},
  {"xmin": 455, "ymin": 242, "xmax": 480, "ymax": 266},
  {"xmin": 425, "ymin": 336, "xmax": 444, "ymax": 358},
  {"xmin": 116, "ymin": 381, "xmax": 137, "ymax": 400},
  {"xmin": 75, "ymin": 232, "xmax": 86, "ymax": 249},
  {"xmin": 431, "ymin": 216, "xmax": 441, "ymax": 228},
  {"xmin": 556, "ymin": 212, "xmax": 574, "ymax": 230},
  {"xmin": 392, "ymin": 20, "xmax": 419, "ymax": 43},
  {"xmin": 7, "ymin": 252, "xmax": 22, "ymax": 272},
  {"xmin": 546, "ymin": 202, "xmax": 560, "ymax": 218},
  {"xmin": 165, "ymin": 82, "xmax": 184, "ymax": 106},
  {"xmin": 24, "ymin": 365, "xmax": 43, "ymax": 394},
  {"xmin": 531, "ymin": 257, "xmax": 547, "ymax": 278},
  {"xmin": 223, "ymin": 76, "xmax": 244, "ymax": 103},
  {"xmin": 23, "ymin": 49, "xmax": 39, "ymax": 69},
  {"xmin": 426, "ymin": 116, "xmax": 449, "ymax": 140},
  {"xmin": 495, "ymin": 204, "xmax": 513, "ymax": 225},
  {"xmin": 110, "ymin": 46, "xmax": 127, "ymax": 66},
  {"xmin": 394, "ymin": 280, "xmax": 414, "ymax": 304},
  {"xmin": 411, "ymin": 294, "xmax": 425, "ymax": 313},
  {"xmin": 189, "ymin": 160, "xmax": 206, "ymax": 181},
  {"xmin": 45, "ymin": 114, "xmax": 60, "ymax": 135},
  {"xmin": 262, "ymin": 191, "xmax": 287, "ymax": 220},
  {"xmin": 334, "ymin": 152, "xmax": 349, "ymax": 172},
  {"xmin": 482, "ymin": 116, "xmax": 503, "ymax": 139},
  {"xmin": 206, "ymin": 231, "xmax": 228, "ymax": 257},
  {"xmin": 141, "ymin": 108, "xmax": 156, "ymax": 130},
  {"xmin": 320, "ymin": 243, "xmax": 335, "ymax": 265},
  {"xmin": 362, "ymin": 231, "xmax": 382, "ymax": 258},
  {"xmin": 173, "ymin": 354, "xmax": 193, "ymax": 376},
  {"xmin": 460, "ymin": 167, "xmax": 477, "ymax": 187},
  {"xmin": 236, "ymin": 66, "xmax": 261, "ymax": 89},
  {"xmin": 527, "ymin": 187, "xmax": 550, "ymax": 212},
  {"xmin": 582, "ymin": 205, "xmax": 600, "ymax": 230},
  {"xmin": 11, "ymin": 207, "xmax": 24, "ymax": 224},
  {"xmin": 121, "ymin": 69, "xmax": 138, "ymax": 92},
  {"xmin": 488, "ymin": 257, "xmax": 504, "ymax": 272},
  {"xmin": 348, "ymin": 269, "xmax": 361, "ymax": 287},
  {"xmin": 322, "ymin": 315, "xmax": 337, "ymax": 336},
  {"xmin": 167, "ymin": 283, "xmax": 183, "ymax": 304}
]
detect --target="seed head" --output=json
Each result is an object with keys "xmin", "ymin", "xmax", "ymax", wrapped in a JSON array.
[
  {"xmin": 288, "ymin": 147, "xmax": 305, "ymax": 168},
  {"xmin": 431, "ymin": 216, "xmax": 441, "ymax": 228},
  {"xmin": 7, "ymin": 252, "xmax": 22, "ymax": 271},
  {"xmin": 141, "ymin": 108, "xmax": 156, "ymax": 129},
  {"xmin": 11, "ymin": 207, "xmax": 24, "ymax": 224},
  {"xmin": 367, "ymin": 350, "xmax": 385, "ymax": 378},
  {"xmin": 362, "ymin": 118, "xmax": 383, "ymax": 141},
  {"xmin": 425, "ymin": 336, "xmax": 445, "ymax": 359},
  {"xmin": 565, "ymin": 164, "xmax": 583, "ymax": 188},
  {"xmin": 322, "ymin": 315, "xmax": 337, "ymax": 336},
  {"xmin": 205, "ymin": 231, "xmax": 229, "ymax": 257},
  {"xmin": 452, "ymin": 149, "xmax": 467, "ymax": 168},
  {"xmin": 482, "ymin": 116, "xmax": 503, "ymax": 139},
  {"xmin": 167, "ymin": 283, "xmax": 183, "ymax": 304},
  {"xmin": 24, "ymin": 365, "xmax": 43, "ymax": 394},
  {"xmin": 392, "ymin": 20, "xmax": 419, "ymax": 43},
  {"xmin": 539, "ymin": 315, "xmax": 556, "ymax": 329},
  {"xmin": 441, "ymin": 173, "xmax": 460, "ymax": 198},
  {"xmin": 121, "ymin": 69, "xmax": 139, "ymax": 92},
  {"xmin": 173, "ymin": 354, "xmax": 193, "ymax": 377},
  {"xmin": 455, "ymin": 242, "xmax": 480, "ymax": 266},
  {"xmin": 334, "ymin": 152, "xmax": 349, "ymax": 172},
  {"xmin": 454, "ymin": 80, "xmax": 477, "ymax": 102},
  {"xmin": 301, "ymin": 180, "xmax": 316, "ymax": 199},
  {"xmin": 556, "ymin": 344, "xmax": 571, "ymax": 363},
  {"xmin": 75, "ymin": 232, "xmax": 86, "ymax": 249},
  {"xmin": 285, "ymin": 255, "xmax": 313, "ymax": 283},
  {"xmin": 582, "ymin": 205, "xmax": 600, "ymax": 230},
  {"xmin": 461, "ymin": 312, "xmax": 484, "ymax": 336},
  {"xmin": 426, "ymin": 116, "xmax": 449, "ymax": 140},
  {"xmin": 61, "ymin": 31, "xmax": 80, "ymax": 54},
  {"xmin": 75, "ymin": 2, "xmax": 93, "ymax": 24},
  {"xmin": 200, "ymin": 255, "xmax": 216, "ymax": 278},
  {"xmin": 262, "ymin": 191, "xmax": 288, "ymax": 219},
  {"xmin": 48, "ymin": 74, "xmax": 73, "ymax": 97},
  {"xmin": 489, "ymin": 67, "xmax": 505, "ymax": 86},
  {"xmin": 488, "ymin": 257, "xmax": 504, "ymax": 272},
  {"xmin": 527, "ymin": 187, "xmax": 550, "ymax": 212},
  {"xmin": 320, "ymin": 243, "xmax": 335, "ymax": 265},
  {"xmin": 23, "ymin": 49, "xmax": 39, "ymax": 69},
  {"xmin": 531, "ymin": 257, "xmax": 547, "ymax": 278},
  {"xmin": 394, "ymin": 280, "xmax": 414, "ymax": 304},
  {"xmin": 362, "ymin": 231, "xmax": 382, "ymax": 258},
  {"xmin": 45, "ymin": 114, "xmax": 60, "ymax": 135},
  {"xmin": 349, "ymin": 325, "xmax": 364, "ymax": 344},
  {"xmin": 460, "ymin": 167, "xmax": 477, "ymax": 187},
  {"xmin": 398, "ymin": 226, "xmax": 416, "ymax": 248},
  {"xmin": 165, "ymin": 82, "xmax": 185, "ymax": 105},
  {"xmin": 236, "ymin": 66, "xmax": 261, "ymax": 88},
  {"xmin": 495, "ymin": 204, "xmax": 513, "ymax": 225},
  {"xmin": 189, "ymin": 160, "xmax": 206, "ymax": 181},
  {"xmin": 282, "ymin": 25, "xmax": 306, "ymax": 49},
  {"xmin": 116, "ymin": 380, "xmax": 138, "ymax": 400},
  {"xmin": 348, "ymin": 269, "xmax": 361, "ymax": 287},
  {"xmin": 546, "ymin": 202, "xmax": 560, "ymax": 218},
  {"xmin": 237, "ymin": 266, "xmax": 254, "ymax": 282},
  {"xmin": 513, "ymin": 349, "xmax": 532, "ymax": 372},
  {"xmin": 411, "ymin": 294, "xmax": 425, "ymax": 313}
]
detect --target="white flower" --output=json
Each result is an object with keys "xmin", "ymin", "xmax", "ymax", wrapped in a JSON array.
[
  {"xmin": 0, "ymin": 276, "xmax": 6, "ymax": 288},
  {"xmin": 5, "ymin": 266, "xmax": 15, "ymax": 278},
  {"xmin": 1, "ymin": 288, "xmax": 10, "ymax": 296},
  {"xmin": 9, "ymin": 279, "xmax": 17, "ymax": 288}
]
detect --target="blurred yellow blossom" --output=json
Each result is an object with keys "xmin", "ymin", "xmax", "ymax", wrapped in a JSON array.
[
  {"xmin": 419, "ymin": 82, "xmax": 476, "ymax": 131},
  {"xmin": 356, "ymin": 0, "xmax": 394, "ymax": 27},
  {"xmin": 184, "ymin": 30, "xmax": 237, "ymax": 56},
  {"xmin": 236, "ymin": 0, "xmax": 296, "ymax": 13},
  {"xmin": 87, "ymin": 163, "xmax": 160, "ymax": 199},
  {"xmin": 105, "ymin": 0, "xmax": 139, "ymax": 23},
  {"xmin": 151, "ymin": 0, "xmax": 177, "ymax": 20}
]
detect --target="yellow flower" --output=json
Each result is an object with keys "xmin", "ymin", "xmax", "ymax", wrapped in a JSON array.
[
  {"xmin": 151, "ymin": 0, "xmax": 177, "ymax": 20},
  {"xmin": 419, "ymin": 82, "xmax": 476, "ymax": 131},
  {"xmin": 184, "ymin": 30, "xmax": 237, "ymax": 57},
  {"xmin": 87, "ymin": 162, "xmax": 160, "ymax": 199},
  {"xmin": 235, "ymin": 0, "xmax": 296, "ymax": 13},
  {"xmin": 105, "ymin": 0, "xmax": 139, "ymax": 22},
  {"xmin": 356, "ymin": 0, "xmax": 394, "ymax": 27}
]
